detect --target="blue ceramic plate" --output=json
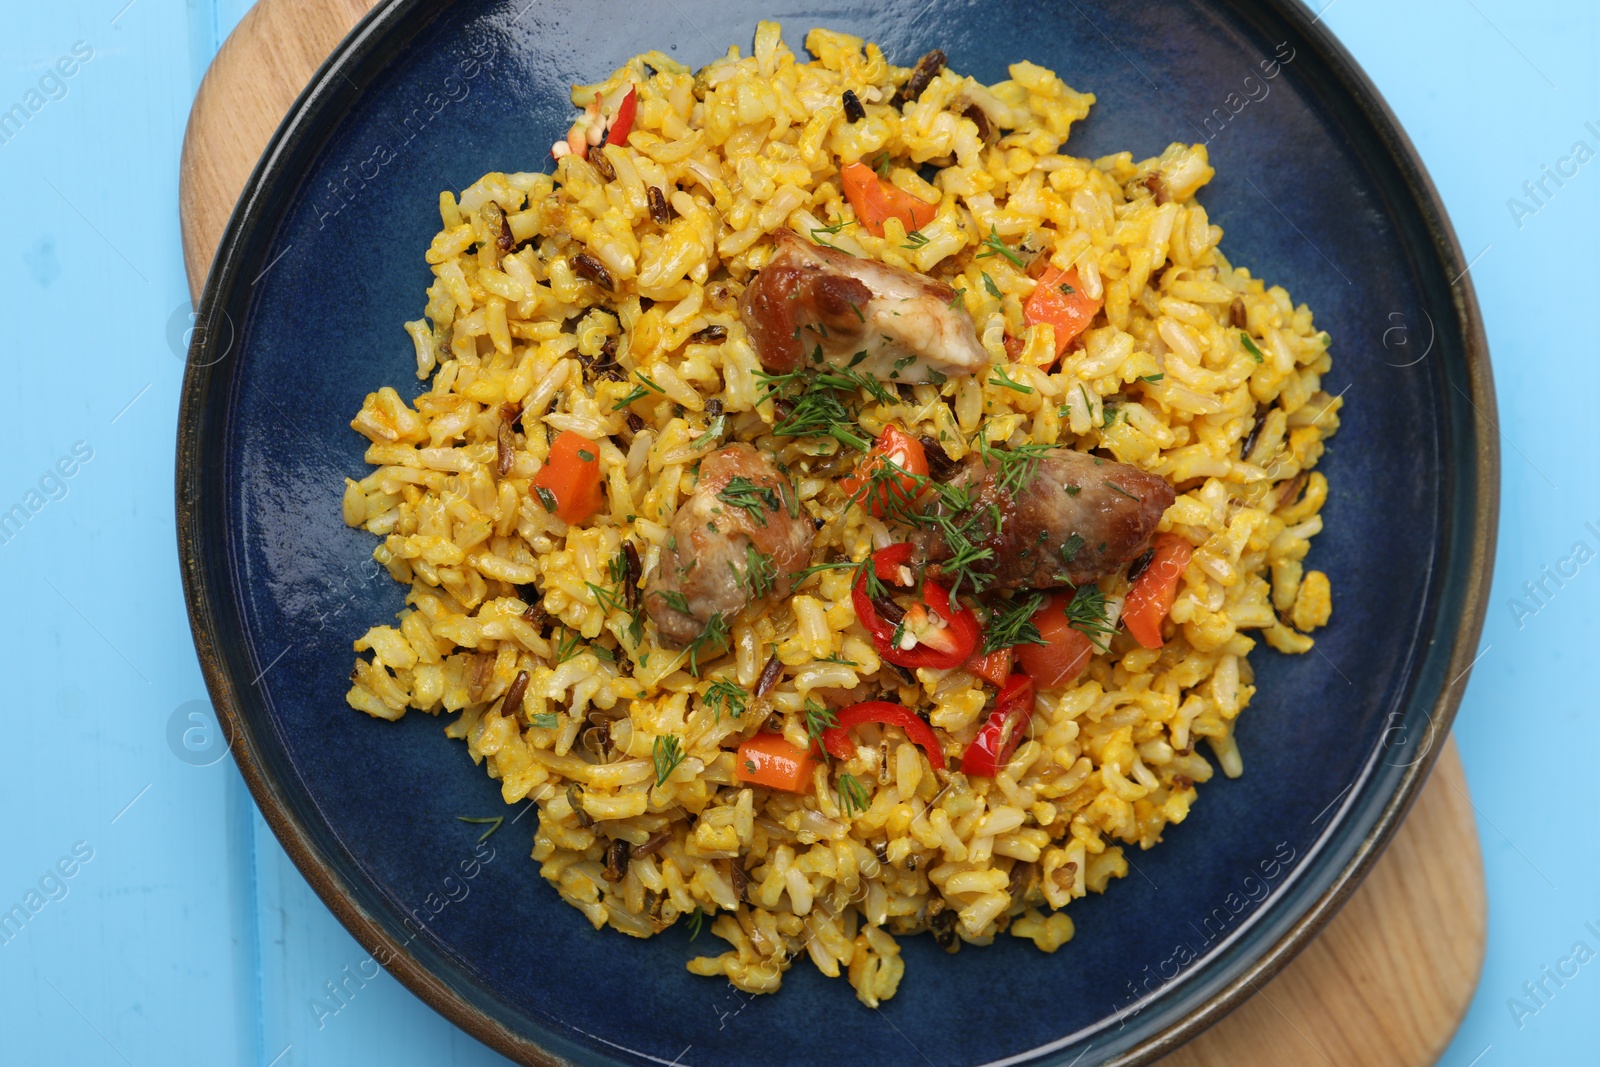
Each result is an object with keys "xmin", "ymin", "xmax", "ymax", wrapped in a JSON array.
[{"xmin": 178, "ymin": 1, "xmax": 1496, "ymax": 1064}]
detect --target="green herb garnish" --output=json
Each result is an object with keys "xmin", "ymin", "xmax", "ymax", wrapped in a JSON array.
[
  {"xmin": 982, "ymin": 272, "xmax": 1002, "ymax": 299},
  {"xmin": 703, "ymin": 679, "xmax": 748, "ymax": 722},
  {"xmin": 983, "ymin": 593, "xmax": 1048, "ymax": 654},
  {"xmin": 1240, "ymin": 333, "xmax": 1265, "ymax": 364},
  {"xmin": 717, "ymin": 476, "xmax": 779, "ymax": 526},
  {"xmin": 989, "ymin": 366, "xmax": 1034, "ymax": 394},
  {"xmin": 741, "ymin": 544, "xmax": 776, "ymax": 599},
  {"xmin": 1064, "ymin": 583, "xmax": 1116, "ymax": 648},
  {"xmin": 653, "ymin": 734, "xmax": 687, "ymax": 786},
  {"xmin": 804, "ymin": 697, "xmax": 838, "ymax": 746},
  {"xmin": 612, "ymin": 385, "xmax": 649, "ymax": 410},
  {"xmin": 1060, "ymin": 533, "xmax": 1085, "ymax": 564},
  {"xmin": 455, "ymin": 815, "xmax": 504, "ymax": 842},
  {"xmin": 837, "ymin": 772, "xmax": 871, "ymax": 817},
  {"xmin": 685, "ymin": 613, "xmax": 730, "ymax": 676},
  {"xmin": 947, "ymin": 288, "xmax": 967, "ymax": 309},
  {"xmin": 1139, "ymin": 373, "xmax": 1165, "ymax": 383},
  {"xmin": 975, "ymin": 226, "xmax": 1024, "ymax": 267},
  {"xmin": 534, "ymin": 486, "xmax": 558, "ymax": 513},
  {"xmin": 530, "ymin": 712, "xmax": 560, "ymax": 729}
]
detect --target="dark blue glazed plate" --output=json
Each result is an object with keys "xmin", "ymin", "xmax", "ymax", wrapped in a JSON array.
[{"xmin": 177, "ymin": 2, "xmax": 1497, "ymax": 1064}]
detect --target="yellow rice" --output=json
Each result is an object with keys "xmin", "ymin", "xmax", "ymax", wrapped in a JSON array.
[{"xmin": 342, "ymin": 22, "xmax": 1339, "ymax": 1006}]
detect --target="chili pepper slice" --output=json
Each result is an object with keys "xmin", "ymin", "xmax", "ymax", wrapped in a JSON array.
[
  {"xmin": 960, "ymin": 674, "xmax": 1036, "ymax": 777},
  {"xmin": 821, "ymin": 701, "xmax": 946, "ymax": 771},
  {"xmin": 606, "ymin": 85, "xmax": 638, "ymax": 146},
  {"xmin": 964, "ymin": 646, "xmax": 1013, "ymax": 687},
  {"xmin": 851, "ymin": 543, "xmax": 981, "ymax": 670}
]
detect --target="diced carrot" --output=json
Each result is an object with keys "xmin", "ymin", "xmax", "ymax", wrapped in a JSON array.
[
  {"xmin": 1014, "ymin": 591, "xmax": 1095, "ymax": 688},
  {"xmin": 1123, "ymin": 533, "xmax": 1193, "ymax": 649},
  {"xmin": 735, "ymin": 732, "xmax": 820, "ymax": 793},
  {"xmin": 1024, "ymin": 267, "xmax": 1103, "ymax": 362},
  {"xmin": 965, "ymin": 646, "xmax": 1014, "ymax": 687},
  {"xmin": 531, "ymin": 430, "xmax": 604, "ymax": 525},
  {"xmin": 840, "ymin": 161, "xmax": 938, "ymax": 238}
]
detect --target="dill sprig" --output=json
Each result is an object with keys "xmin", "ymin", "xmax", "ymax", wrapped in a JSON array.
[
  {"xmin": 982, "ymin": 592, "xmax": 1048, "ymax": 654},
  {"xmin": 717, "ymin": 476, "xmax": 779, "ymax": 526},
  {"xmin": 989, "ymin": 366, "xmax": 1034, "ymax": 394},
  {"xmin": 837, "ymin": 772, "xmax": 870, "ymax": 817},
  {"xmin": 740, "ymin": 544, "xmax": 776, "ymax": 599},
  {"xmin": 455, "ymin": 815, "xmax": 504, "ymax": 842},
  {"xmin": 703, "ymin": 678, "xmax": 748, "ymax": 723},
  {"xmin": 974, "ymin": 226, "xmax": 1025, "ymax": 267},
  {"xmin": 686, "ymin": 906, "xmax": 705, "ymax": 940},
  {"xmin": 803, "ymin": 697, "xmax": 837, "ymax": 746},
  {"xmin": 1240, "ymin": 332, "xmax": 1266, "ymax": 363},
  {"xmin": 756, "ymin": 365, "xmax": 894, "ymax": 450},
  {"xmin": 810, "ymin": 220, "xmax": 853, "ymax": 248},
  {"xmin": 653, "ymin": 734, "xmax": 687, "ymax": 787},
  {"xmin": 1065, "ymin": 584, "xmax": 1116, "ymax": 648},
  {"xmin": 685, "ymin": 612, "xmax": 730, "ymax": 676}
]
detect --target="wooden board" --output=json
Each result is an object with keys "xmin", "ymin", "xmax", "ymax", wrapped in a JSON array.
[{"xmin": 178, "ymin": 5, "xmax": 1487, "ymax": 1063}]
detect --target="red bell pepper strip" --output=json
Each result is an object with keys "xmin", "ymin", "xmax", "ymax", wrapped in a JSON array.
[
  {"xmin": 605, "ymin": 85, "xmax": 638, "ymax": 146},
  {"xmin": 735, "ymin": 732, "xmax": 820, "ymax": 792},
  {"xmin": 821, "ymin": 701, "xmax": 946, "ymax": 771},
  {"xmin": 1014, "ymin": 591, "xmax": 1095, "ymax": 688},
  {"xmin": 961, "ymin": 674, "xmax": 1036, "ymax": 777},
  {"xmin": 840, "ymin": 424, "xmax": 928, "ymax": 518},
  {"xmin": 1122, "ymin": 533, "xmax": 1193, "ymax": 649},
  {"xmin": 964, "ymin": 646, "xmax": 1013, "ymax": 687},
  {"xmin": 840, "ymin": 161, "xmax": 939, "ymax": 238},
  {"xmin": 851, "ymin": 543, "xmax": 981, "ymax": 670}
]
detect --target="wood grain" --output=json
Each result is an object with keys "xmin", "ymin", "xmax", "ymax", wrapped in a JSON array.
[{"xmin": 177, "ymin": 3, "xmax": 1487, "ymax": 1063}]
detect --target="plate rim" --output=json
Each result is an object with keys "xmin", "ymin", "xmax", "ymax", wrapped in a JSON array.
[{"xmin": 175, "ymin": 1, "xmax": 1500, "ymax": 1063}]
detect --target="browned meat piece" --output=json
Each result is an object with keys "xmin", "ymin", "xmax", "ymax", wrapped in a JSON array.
[
  {"xmin": 645, "ymin": 444, "xmax": 815, "ymax": 647},
  {"xmin": 739, "ymin": 229, "xmax": 988, "ymax": 384},
  {"xmin": 917, "ymin": 450, "xmax": 1175, "ymax": 590}
]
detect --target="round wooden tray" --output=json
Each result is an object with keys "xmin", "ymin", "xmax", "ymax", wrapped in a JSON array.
[{"xmin": 179, "ymin": 3, "xmax": 1487, "ymax": 1063}]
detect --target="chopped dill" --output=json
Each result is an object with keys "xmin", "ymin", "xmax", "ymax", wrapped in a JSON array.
[
  {"xmin": 653, "ymin": 734, "xmax": 687, "ymax": 787},
  {"xmin": 982, "ymin": 592, "xmax": 1047, "ymax": 653},
  {"xmin": 974, "ymin": 225, "xmax": 1025, "ymax": 267},
  {"xmin": 455, "ymin": 815, "xmax": 504, "ymax": 843},
  {"xmin": 837, "ymin": 772, "xmax": 871, "ymax": 817},
  {"xmin": 703, "ymin": 678, "xmax": 748, "ymax": 722}
]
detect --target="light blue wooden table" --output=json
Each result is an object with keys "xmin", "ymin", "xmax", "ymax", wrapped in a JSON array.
[{"xmin": 0, "ymin": 1, "xmax": 1594, "ymax": 1063}]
